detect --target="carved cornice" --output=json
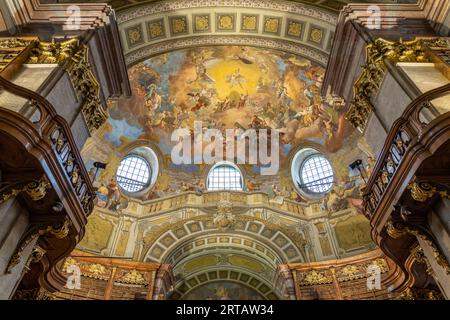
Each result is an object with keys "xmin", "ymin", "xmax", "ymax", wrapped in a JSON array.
[
  {"xmin": 346, "ymin": 37, "xmax": 449, "ymax": 131},
  {"xmin": 125, "ymin": 35, "xmax": 329, "ymax": 67},
  {"xmin": 117, "ymin": 0, "xmax": 337, "ymax": 25},
  {"xmin": 2, "ymin": 0, "xmax": 112, "ymax": 32}
]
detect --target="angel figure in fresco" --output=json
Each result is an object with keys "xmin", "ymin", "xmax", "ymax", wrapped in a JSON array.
[
  {"xmin": 238, "ymin": 93, "xmax": 248, "ymax": 109},
  {"xmin": 317, "ymin": 97, "xmax": 344, "ymax": 139},
  {"xmin": 190, "ymin": 51, "xmax": 217, "ymax": 84},
  {"xmin": 151, "ymin": 111, "xmax": 171, "ymax": 129},
  {"xmin": 276, "ymin": 81, "xmax": 292, "ymax": 106},
  {"xmin": 226, "ymin": 68, "xmax": 246, "ymax": 89},
  {"xmin": 321, "ymin": 181, "xmax": 363, "ymax": 214},
  {"xmin": 294, "ymin": 104, "xmax": 315, "ymax": 127},
  {"xmin": 145, "ymin": 83, "xmax": 161, "ymax": 113},
  {"xmin": 93, "ymin": 179, "xmax": 128, "ymax": 212},
  {"xmin": 231, "ymin": 47, "xmax": 255, "ymax": 65},
  {"xmin": 249, "ymin": 115, "xmax": 268, "ymax": 129}
]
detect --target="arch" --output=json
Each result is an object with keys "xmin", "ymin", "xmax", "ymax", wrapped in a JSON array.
[{"xmin": 141, "ymin": 215, "xmax": 307, "ymax": 264}]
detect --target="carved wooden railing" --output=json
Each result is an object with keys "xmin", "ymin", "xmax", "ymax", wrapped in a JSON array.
[
  {"xmin": 363, "ymin": 83, "xmax": 450, "ymax": 219},
  {"xmin": 0, "ymin": 75, "xmax": 95, "ymax": 215}
]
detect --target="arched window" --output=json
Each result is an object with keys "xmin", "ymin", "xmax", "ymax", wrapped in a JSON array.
[
  {"xmin": 291, "ymin": 148, "xmax": 334, "ymax": 197},
  {"xmin": 116, "ymin": 155, "xmax": 151, "ymax": 193},
  {"xmin": 207, "ymin": 162, "xmax": 243, "ymax": 191}
]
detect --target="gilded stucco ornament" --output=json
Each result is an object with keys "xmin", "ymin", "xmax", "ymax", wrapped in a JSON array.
[
  {"xmin": 213, "ymin": 200, "xmax": 236, "ymax": 230},
  {"xmin": 0, "ymin": 177, "xmax": 51, "ymax": 205},
  {"xmin": 28, "ymin": 38, "xmax": 79, "ymax": 64},
  {"xmin": 28, "ymin": 245, "xmax": 46, "ymax": 265},
  {"xmin": 408, "ymin": 178, "xmax": 450, "ymax": 202},
  {"xmin": 6, "ymin": 217, "xmax": 72, "ymax": 273},
  {"xmin": 118, "ymin": 269, "xmax": 148, "ymax": 285},
  {"xmin": 387, "ymin": 220, "xmax": 450, "ymax": 275},
  {"xmin": 0, "ymin": 38, "xmax": 33, "ymax": 48},
  {"xmin": 300, "ymin": 270, "xmax": 333, "ymax": 286},
  {"xmin": 337, "ymin": 265, "xmax": 361, "ymax": 280},
  {"xmin": 66, "ymin": 45, "xmax": 108, "ymax": 133},
  {"xmin": 84, "ymin": 263, "xmax": 110, "ymax": 280}
]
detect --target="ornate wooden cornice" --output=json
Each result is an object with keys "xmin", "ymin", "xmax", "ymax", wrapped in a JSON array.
[
  {"xmin": 321, "ymin": 0, "xmax": 450, "ymax": 102},
  {"xmin": 1, "ymin": 0, "xmax": 112, "ymax": 33},
  {"xmin": 346, "ymin": 37, "xmax": 450, "ymax": 131}
]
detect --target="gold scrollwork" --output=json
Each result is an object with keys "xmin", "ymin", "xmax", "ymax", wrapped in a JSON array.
[
  {"xmin": 0, "ymin": 38, "xmax": 33, "ymax": 48},
  {"xmin": 410, "ymin": 245, "xmax": 434, "ymax": 275},
  {"xmin": 399, "ymin": 287, "xmax": 444, "ymax": 300},
  {"xmin": 408, "ymin": 178, "xmax": 449, "ymax": 202},
  {"xmin": 0, "ymin": 178, "xmax": 51, "ymax": 205},
  {"xmin": 65, "ymin": 45, "xmax": 108, "ymax": 133},
  {"xmin": 408, "ymin": 181, "xmax": 436, "ymax": 202},
  {"xmin": 6, "ymin": 218, "xmax": 72, "ymax": 273},
  {"xmin": 28, "ymin": 38, "xmax": 79, "ymax": 64},
  {"xmin": 117, "ymin": 269, "xmax": 148, "ymax": 285},
  {"xmin": 300, "ymin": 270, "xmax": 333, "ymax": 286},
  {"xmin": 387, "ymin": 220, "xmax": 450, "ymax": 275}
]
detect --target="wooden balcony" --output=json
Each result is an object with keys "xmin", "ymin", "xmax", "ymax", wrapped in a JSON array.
[
  {"xmin": 0, "ymin": 69, "xmax": 95, "ymax": 294},
  {"xmin": 362, "ymin": 83, "xmax": 450, "ymax": 291}
]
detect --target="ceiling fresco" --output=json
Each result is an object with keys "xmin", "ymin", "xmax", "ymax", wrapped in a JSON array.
[
  {"xmin": 82, "ymin": 45, "xmax": 374, "ymax": 215},
  {"xmin": 78, "ymin": 38, "xmax": 379, "ymax": 293}
]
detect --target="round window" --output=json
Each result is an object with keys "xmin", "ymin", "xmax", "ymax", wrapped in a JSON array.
[
  {"xmin": 300, "ymin": 155, "xmax": 334, "ymax": 194},
  {"xmin": 116, "ymin": 155, "xmax": 151, "ymax": 193},
  {"xmin": 291, "ymin": 148, "xmax": 334, "ymax": 198}
]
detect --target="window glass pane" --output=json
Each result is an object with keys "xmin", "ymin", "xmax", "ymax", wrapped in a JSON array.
[
  {"xmin": 116, "ymin": 155, "xmax": 151, "ymax": 193},
  {"xmin": 207, "ymin": 164, "xmax": 243, "ymax": 191},
  {"xmin": 300, "ymin": 155, "xmax": 333, "ymax": 193}
]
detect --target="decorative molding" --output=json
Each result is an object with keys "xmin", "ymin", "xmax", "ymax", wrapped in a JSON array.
[
  {"xmin": 346, "ymin": 37, "xmax": 450, "ymax": 131},
  {"xmin": 117, "ymin": 0, "xmax": 337, "ymax": 67},
  {"xmin": 125, "ymin": 35, "xmax": 329, "ymax": 67},
  {"xmin": 117, "ymin": 0, "xmax": 337, "ymax": 25},
  {"xmin": 66, "ymin": 45, "xmax": 108, "ymax": 133}
]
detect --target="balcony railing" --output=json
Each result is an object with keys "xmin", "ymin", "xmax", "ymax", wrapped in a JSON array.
[
  {"xmin": 362, "ymin": 83, "xmax": 450, "ymax": 219},
  {"xmin": 0, "ymin": 75, "xmax": 95, "ymax": 215},
  {"xmin": 120, "ymin": 190, "xmax": 314, "ymax": 217}
]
